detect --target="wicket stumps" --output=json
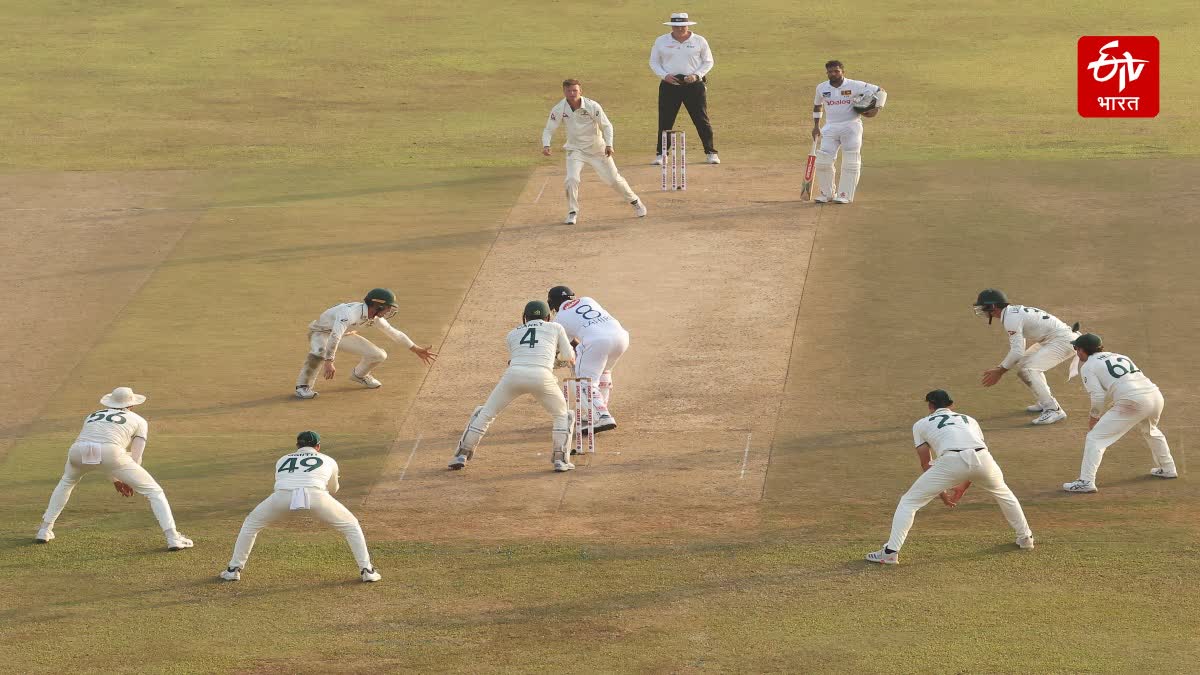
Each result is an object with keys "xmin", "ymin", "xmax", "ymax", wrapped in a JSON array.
[
  {"xmin": 562, "ymin": 377, "xmax": 596, "ymax": 455},
  {"xmin": 661, "ymin": 129, "xmax": 687, "ymax": 191}
]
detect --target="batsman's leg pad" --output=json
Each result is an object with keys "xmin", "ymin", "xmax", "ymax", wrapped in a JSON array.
[
  {"xmin": 598, "ymin": 370, "xmax": 613, "ymax": 406},
  {"xmin": 837, "ymin": 149, "xmax": 861, "ymax": 200},
  {"xmin": 815, "ymin": 149, "xmax": 837, "ymax": 198}
]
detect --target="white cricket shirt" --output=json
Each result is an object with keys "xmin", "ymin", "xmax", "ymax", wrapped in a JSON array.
[
  {"xmin": 649, "ymin": 32, "xmax": 714, "ymax": 79},
  {"xmin": 273, "ymin": 448, "xmax": 340, "ymax": 491},
  {"xmin": 506, "ymin": 319, "xmax": 573, "ymax": 369},
  {"xmin": 541, "ymin": 97, "xmax": 614, "ymax": 154},
  {"xmin": 308, "ymin": 301, "xmax": 415, "ymax": 359},
  {"xmin": 998, "ymin": 304, "xmax": 1074, "ymax": 369},
  {"xmin": 814, "ymin": 78, "xmax": 881, "ymax": 125},
  {"xmin": 912, "ymin": 409, "xmax": 988, "ymax": 460},
  {"xmin": 553, "ymin": 296, "xmax": 625, "ymax": 342},
  {"xmin": 1079, "ymin": 351, "xmax": 1160, "ymax": 417},
  {"xmin": 74, "ymin": 408, "xmax": 149, "ymax": 448}
]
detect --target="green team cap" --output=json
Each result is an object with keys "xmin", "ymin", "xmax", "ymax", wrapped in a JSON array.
[
  {"xmin": 296, "ymin": 430, "xmax": 321, "ymax": 447},
  {"xmin": 1071, "ymin": 333, "xmax": 1103, "ymax": 351}
]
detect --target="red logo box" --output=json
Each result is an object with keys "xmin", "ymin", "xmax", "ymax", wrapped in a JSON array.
[{"xmin": 1078, "ymin": 36, "xmax": 1159, "ymax": 118}]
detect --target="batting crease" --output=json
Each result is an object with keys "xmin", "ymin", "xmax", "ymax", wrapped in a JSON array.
[
  {"xmin": 532, "ymin": 177, "xmax": 549, "ymax": 204},
  {"xmin": 397, "ymin": 434, "xmax": 422, "ymax": 482},
  {"xmin": 739, "ymin": 432, "xmax": 752, "ymax": 479}
]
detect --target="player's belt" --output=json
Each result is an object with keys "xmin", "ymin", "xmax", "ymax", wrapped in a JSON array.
[{"xmin": 946, "ymin": 447, "xmax": 985, "ymax": 453}]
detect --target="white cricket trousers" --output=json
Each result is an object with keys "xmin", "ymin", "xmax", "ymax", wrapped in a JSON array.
[
  {"xmin": 297, "ymin": 331, "xmax": 387, "ymax": 388},
  {"xmin": 41, "ymin": 442, "xmax": 178, "ymax": 533},
  {"xmin": 227, "ymin": 489, "xmax": 372, "ymax": 571},
  {"xmin": 1015, "ymin": 335, "xmax": 1077, "ymax": 411},
  {"xmin": 887, "ymin": 449, "xmax": 1031, "ymax": 551},
  {"xmin": 565, "ymin": 149, "xmax": 638, "ymax": 214},
  {"xmin": 1080, "ymin": 387, "xmax": 1175, "ymax": 483},
  {"xmin": 815, "ymin": 119, "xmax": 864, "ymax": 201},
  {"xmin": 459, "ymin": 366, "xmax": 571, "ymax": 457},
  {"xmin": 576, "ymin": 329, "xmax": 630, "ymax": 415}
]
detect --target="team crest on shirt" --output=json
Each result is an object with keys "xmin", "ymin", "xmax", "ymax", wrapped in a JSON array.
[
  {"xmin": 1008, "ymin": 330, "xmax": 1017, "ymax": 335},
  {"xmin": 840, "ymin": 89, "xmax": 852, "ymax": 95},
  {"xmin": 551, "ymin": 113, "xmax": 557, "ymax": 120},
  {"xmin": 822, "ymin": 91, "xmax": 831, "ymax": 97}
]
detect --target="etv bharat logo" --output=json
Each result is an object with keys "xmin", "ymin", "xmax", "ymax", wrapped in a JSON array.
[{"xmin": 1077, "ymin": 36, "xmax": 1159, "ymax": 118}]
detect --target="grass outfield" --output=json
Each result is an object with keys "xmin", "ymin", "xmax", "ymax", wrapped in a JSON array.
[{"xmin": 2, "ymin": 1, "xmax": 1199, "ymax": 673}]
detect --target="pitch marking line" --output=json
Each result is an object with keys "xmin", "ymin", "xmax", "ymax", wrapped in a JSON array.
[
  {"xmin": 532, "ymin": 177, "xmax": 549, "ymax": 204},
  {"xmin": 397, "ymin": 434, "xmax": 422, "ymax": 482},
  {"xmin": 739, "ymin": 432, "xmax": 752, "ymax": 479}
]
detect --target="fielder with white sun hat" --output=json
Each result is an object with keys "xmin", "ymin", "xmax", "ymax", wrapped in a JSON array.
[
  {"xmin": 35, "ymin": 387, "xmax": 194, "ymax": 551},
  {"xmin": 649, "ymin": 12, "xmax": 719, "ymax": 165}
]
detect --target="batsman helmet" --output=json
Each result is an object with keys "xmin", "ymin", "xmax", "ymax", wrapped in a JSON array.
[
  {"xmin": 1071, "ymin": 333, "xmax": 1103, "ymax": 354},
  {"xmin": 547, "ymin": 285, "xmax": 575, "ymax": 311},
  {"xmin": 523, "ymin": 300, "xmax": 551, "ymax": 323},
  {"xmin": 364, "ymin": 288, "xmax": 399, "ymax": 318}
]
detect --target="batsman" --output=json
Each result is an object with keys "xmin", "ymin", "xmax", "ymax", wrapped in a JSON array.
[{"xmin": 808, "ymin": 59, "xmax": 886, "ymax": 203}]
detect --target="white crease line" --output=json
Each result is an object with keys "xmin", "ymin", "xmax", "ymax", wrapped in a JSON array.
[
  {"xmin": 532, "ymin": 177, "xmax": 549, "ymax": 204},
  {"xmin": 739, "ymin": 432, "xmax": 752, "ymax": 479},
  {"xmin": 397, "ymin": 434, "xmax": 422, "ymax": 481}
]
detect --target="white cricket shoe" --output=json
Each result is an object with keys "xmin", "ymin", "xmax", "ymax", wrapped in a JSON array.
[
  {"xmin": 1062, "ymin": 479, "xmax": 1098, "ymax": 493},
  {"xmin": 652, "ymin": 155, "xmax": 664, "ymax": 166},
  {"xmin": 814, "ymin": 194, "xmax": 832, "ymax": 204},
  {"xmin": 832, "ymin": 196, "xmax": 851, "ymax": 204},
  {"xmin": 1026, "ymin": 403, "xmax": 1045, "ymax": 413},
  {"xmin": 219, "ymin": 567, "xmax": 241, "ymax": 581},
  {"xmin": 166, "ymin": 531, "xmax": 194, "ymax": 551},
  {"xmin": 361, "ymin": 567, "xmax": 382, "ymax": 583},
  {"xmin": 564, "ymin": 211, "xmax": 577, "ymax": 225},
  {"xmin": 706, "ymin": 152, "xmax": 720, "ymax": 164},
  {"xmin": 448, "ymin": 453, "xmax": 470, "ymax": 470},
  {"xmin": 1150, "ymin": 467, "xmax": 1179, "ymax": 479},
  {"xmin": 350, "ymin": 372, "xmax": 382, "ymax": 389},
  {"xmin": 865, "ymin": 548, "xmax": 898, "ymax": 565},
  {"xmin": 592, "ymin": 413, "xmax": 617, "ymax": 433},
  {"xmin": 295, "ymin": 386, "xmax": 319, "ymax": 400},
  {"xmin": 1032, "ymin": 408, "xmax": 1067, "ymax": 425},
  {"xmin": 34, "ymin": 526, "xmax": 54, "ymax": 544},
  {"xmin": 632, "ymin": 199, "xmax": 647, "ymax": 218},
  {"xmin": 1016, "ymin": 534, "xmax": 1035, "ymax": 550},
  {"xmin": 553, "ymin": 459, "xmax": 576, "ymax": 472}
]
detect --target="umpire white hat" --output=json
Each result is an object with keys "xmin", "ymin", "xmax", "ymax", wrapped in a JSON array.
[{"xmin": 663, "ymin": 12, "xmax": 697, "ymax": 26}]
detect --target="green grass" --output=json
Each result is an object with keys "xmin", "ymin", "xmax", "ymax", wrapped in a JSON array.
[{"xmin": 2, "ymin": 0, "xmax": 1199, "ymax": 672}]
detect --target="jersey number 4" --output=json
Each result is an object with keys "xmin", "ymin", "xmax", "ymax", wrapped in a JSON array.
[
  {"xmin": 278, "ymin": 457, "xmax": 324, "ymax": 473},
  {"xmin": 520, "ymin": 327, "xmax": 539, "ymax": 348}
]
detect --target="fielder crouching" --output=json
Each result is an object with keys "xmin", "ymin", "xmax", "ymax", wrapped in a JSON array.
[{"xmin": 219, "ymin": 430, "xmax": 381, "ymax": 583}]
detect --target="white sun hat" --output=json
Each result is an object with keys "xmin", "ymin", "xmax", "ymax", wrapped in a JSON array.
[
  {"xmin": 100, "ymin": 386, "xmax": 147, "ymax": 408},
  {"xmin": 663, "ymin": 12, "xmax": 697, "ymax": 26}
]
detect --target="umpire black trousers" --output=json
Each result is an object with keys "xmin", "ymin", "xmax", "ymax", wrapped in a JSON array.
[{"xmin": 656, "ymin": 80, "xmax": 716, "ymax": 155}]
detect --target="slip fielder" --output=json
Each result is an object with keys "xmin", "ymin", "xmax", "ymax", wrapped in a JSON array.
[
  {"xmin": 542, "ymin": 79, "xmax": 647, "ymax": 225},
  {"xmin": 219, "ymin": 431, "xmax": 381, "ymax": 582},
  {"xmin": 866, "ymin": 390, "xmax": 1035, "ymax": 565},
  {"xmin": 974, "ymin": 288, "xmax": 1080, "ymax": 425},
  {"xmin": 810, "ymin": 60, "xmax": 886, "ymax": 204},
  {"xmin": 448, "ymin": 301, "xmax": 577, "ymax": 472},
  {"xmin": 35, "ymin": 387, "xmax": 193, "ymax": 551},
  {"xmin": 295, "ymin": 288, "xmax": 437, "ymax": 399},
  {"xmin": 1062, "ymin": 333, "xmax": 1178, "ymax": 493}
]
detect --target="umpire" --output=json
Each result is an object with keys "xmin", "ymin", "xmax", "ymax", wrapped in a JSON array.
[{"xmin": 649, "ymin": 12, "xmax": 718, "ymax": 165}]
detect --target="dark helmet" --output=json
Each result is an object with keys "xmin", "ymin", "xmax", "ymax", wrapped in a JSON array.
[
  {"xmin": 547, "ymin": 285, "xmax": 575, "ymax": 311},
  {"xmin": 364, "ymin": 288, "xmax": 399, "ymax": 318},
  {"xmin": 1071, "ymin": 333, "xmax": 1103, "ymax": 354},
  {"xmin": 925, "ymin": 389, "xmax": 954, "ymax": 408},
  {"xmin": 973, "ymin": 288, "xmax": 1009, "ymax": 307},
  {"xmin": 523, "ymin": 300, "xmax": 551, "ymax": 323}
]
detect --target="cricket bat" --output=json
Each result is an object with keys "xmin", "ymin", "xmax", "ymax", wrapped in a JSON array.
[{"xmin": 799, "ymin": 138, "xmax": 818, "ymax": 201}]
